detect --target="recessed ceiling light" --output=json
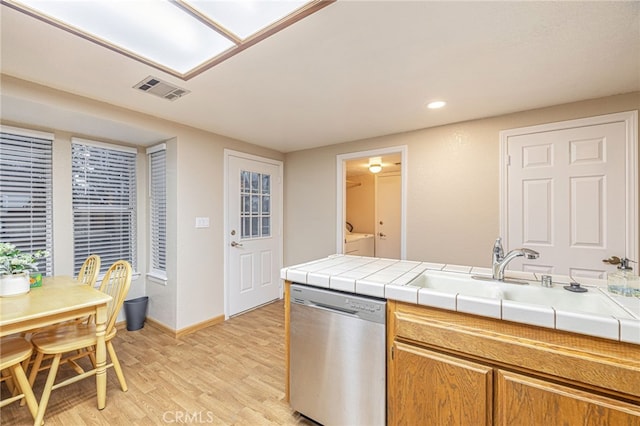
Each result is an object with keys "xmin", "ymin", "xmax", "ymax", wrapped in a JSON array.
[{"xmin": 427, "ymin": 101, "xmax": 446, "ymax": 109}]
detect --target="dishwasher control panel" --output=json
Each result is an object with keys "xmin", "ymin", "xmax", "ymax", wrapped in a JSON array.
[
  {"xmin": 348, "ymin": 300, "xmax": 382, "ymax": 313},
  {"xmin": 290, "ymin": 283, "xmax": 386, "ymax": 324}
]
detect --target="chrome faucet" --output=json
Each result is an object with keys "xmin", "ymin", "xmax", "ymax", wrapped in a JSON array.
[{"xmin": 491, "ymin": 237, "xmax": 539, "ymax": 281}]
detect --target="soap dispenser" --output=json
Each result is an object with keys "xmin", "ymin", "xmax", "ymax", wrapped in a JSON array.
[{"xmin": 603, "ymin": 256, "xmax": 640, "ymax": 297}]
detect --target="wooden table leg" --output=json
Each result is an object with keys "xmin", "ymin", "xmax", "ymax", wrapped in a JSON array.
[{"xmin": 94, "ymin": 303, "xmax": 107, "ymax": 409}]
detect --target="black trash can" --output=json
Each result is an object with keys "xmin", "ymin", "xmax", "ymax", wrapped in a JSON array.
[{"xmin": 124, "ymin": 296, "xmax": 148, "ymax": 331}]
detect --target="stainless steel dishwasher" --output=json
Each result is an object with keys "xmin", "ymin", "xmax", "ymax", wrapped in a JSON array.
[{"xmin": 289, "ymin": 284, "xmax": 386, "ymax": 426}]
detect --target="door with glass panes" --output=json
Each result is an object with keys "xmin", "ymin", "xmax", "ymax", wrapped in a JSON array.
[{"xmin": 227, "ymin": 153, "xmax": 282, "ymax": 316}]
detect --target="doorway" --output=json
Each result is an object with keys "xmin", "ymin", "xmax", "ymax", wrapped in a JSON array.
[
  {"xmin": 336, "ymin": 146, "xmax": 407, "ymax": 259},
  {"xmin": 224, "ymin": 150, "xmax": 283, "ymax": 318},
  {"xmin": 500, "ymin": 111, "xmax": 637, "ymax": 278}
]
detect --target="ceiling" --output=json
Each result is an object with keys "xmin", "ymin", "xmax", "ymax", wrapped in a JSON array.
[{"xmin": 1, "ymin": 1, "xmax": 639, "ymax": 153}]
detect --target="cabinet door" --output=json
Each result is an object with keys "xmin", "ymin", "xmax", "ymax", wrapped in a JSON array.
[
  {"xmin": 388, "ymin": 341, "xmax": 493, "ymax": 426},
  {"xmin": 496, "ymin": 369, "xmax": 640, "ymax": 426}
]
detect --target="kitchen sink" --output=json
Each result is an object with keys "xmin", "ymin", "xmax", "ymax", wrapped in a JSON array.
[
  {"xmin": 406, "ymin": 270, "xmax": 503, "ymax": 299},
  {"xmin": 406, "ymin": 270, "xmax": 634, "ymax": 318},
  {"xmin": 498, "ymin": 284, "xmax": 629, "ymax": 316}
]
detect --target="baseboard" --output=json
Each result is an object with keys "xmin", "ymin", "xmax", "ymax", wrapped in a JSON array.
[
  {"xmin": 176, "ymin": 315, "xmax": 225, "ymax": 338},
  {"xmin": 145, "ymin": 317, "xmax": 175, "ymax": 336},
  {"xmin": 144, "ymin": 315, "xmax": 225, "ymax": 339},
  {"xmin": 116, "ymin": 314, "xmax": 225, "ymax": 338}
]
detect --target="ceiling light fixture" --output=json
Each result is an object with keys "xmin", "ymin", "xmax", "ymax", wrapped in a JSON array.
[
  {"xmin": 6, "ymin": 0, "xmax": 333, "ymax": 80},
  {"xmin": 369, "ymin": 157, "xmax": 382, "ymax": 174},
  {"xmin": 427, "ymin": 100, "xmax": 446, "ymax": 109}
]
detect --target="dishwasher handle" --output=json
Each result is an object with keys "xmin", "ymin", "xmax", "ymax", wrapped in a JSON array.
[
  {"xmin": 310, "ymin": 300, "xmax": 359, "ymax": 316},
  {"xmin": 291, "ymin": 297, "xmax": 360, "ymax": 317}
]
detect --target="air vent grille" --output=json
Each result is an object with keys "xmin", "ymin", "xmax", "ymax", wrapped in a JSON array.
[{"xmin": 134, "ymin": 76, "xmax": 190, "ymax": 101}]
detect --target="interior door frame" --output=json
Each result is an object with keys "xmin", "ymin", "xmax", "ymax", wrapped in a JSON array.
[
  {"xmin": 223, "ymin": 149, "xmax": 284, "ymax": 319},
  {"xmin": 336, "ymin": 145, "xmax": 408, "ymax": 259},
  {"xmin": 499, "ymin": 110, "xmax": 638, "ymax": 261}
]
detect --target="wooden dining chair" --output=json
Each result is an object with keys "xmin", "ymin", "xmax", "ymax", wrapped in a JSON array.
[
  {"xmin": 73, "ymin": 254, "xmax": 102, "ymax": 327},
  {"xmin": 28, "ymin": 260, "xmax": 132, "ymax": 425},
  {"xmin": 0, "ymin": 337, "xmax": 39, "ymax": 421},
  {"xmin": 78, "ymin": 254, "xmax": 101, "ymax": 287}
]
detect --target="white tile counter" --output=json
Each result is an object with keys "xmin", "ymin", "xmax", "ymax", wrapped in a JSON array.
[{"xmin": 281, "ymin": 255, "xmax": 640, "ymax": 345}]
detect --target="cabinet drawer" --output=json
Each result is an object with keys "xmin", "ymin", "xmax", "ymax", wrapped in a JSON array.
[{"xmin": 390, "ymin": 302, "xmax": 640, "ymax": 400}]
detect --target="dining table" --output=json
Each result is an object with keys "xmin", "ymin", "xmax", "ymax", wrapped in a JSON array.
[{"xmin": 0, "ymin": 276, "xmax": 112, "ymax": 424}]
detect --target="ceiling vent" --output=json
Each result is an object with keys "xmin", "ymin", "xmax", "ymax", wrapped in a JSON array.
[{"xmin": 133, "ymin": 76, "xmax": 190, "ymax": 101}]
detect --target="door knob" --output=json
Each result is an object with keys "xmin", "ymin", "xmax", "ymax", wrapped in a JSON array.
[
  {"xmin": 378, "ymin": 232, "xmax": 386, "ymax": 238},
  {"xmin": 231, "ymin": 241, "xmax": 243, "ymax": 248}
]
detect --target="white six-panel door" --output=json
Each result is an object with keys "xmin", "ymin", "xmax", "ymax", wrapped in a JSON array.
[{"xmin": 501, "ymin": 112, "xmax": 637, "ymax": 278}]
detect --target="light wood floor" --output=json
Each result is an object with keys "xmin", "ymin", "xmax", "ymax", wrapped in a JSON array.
[{"xmin": 2, "ymin": 300, "xmax": 316, "ymax": 425}]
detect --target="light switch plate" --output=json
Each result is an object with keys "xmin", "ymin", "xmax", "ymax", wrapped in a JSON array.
[{"xmin": 195, "ymin": 217, "xmax": 210, "ymax": 228}]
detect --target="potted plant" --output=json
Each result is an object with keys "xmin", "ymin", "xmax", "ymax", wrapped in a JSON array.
[{"xmin": 0, "ymin": 242, "xmax": 49, "ymax": 296}]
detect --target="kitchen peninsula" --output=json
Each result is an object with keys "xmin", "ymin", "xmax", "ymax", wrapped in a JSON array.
[{"xmin": 282, "ymin": 255, "xmax": 640, "ymax": 425}]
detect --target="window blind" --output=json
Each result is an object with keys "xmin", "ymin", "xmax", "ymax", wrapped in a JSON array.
[
  {"xmin": 72, "ymin": 139, "xmax": 137, "ymax": 275},
  {"xmin": 148, "ymin": 145, "xmax": 166, "ymax": 275},
  {"xmin": 0, "ymin": 127, "xmax": 53, "ymax": 275}
]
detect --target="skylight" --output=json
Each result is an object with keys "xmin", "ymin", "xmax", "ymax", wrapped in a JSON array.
[
  {"xmin": 188, "ymin": 0, "xmax": 312, "ymax": 40},
  {"xmin": 4, "ymin": 0, "xmax": 333, "ymax": 79}
]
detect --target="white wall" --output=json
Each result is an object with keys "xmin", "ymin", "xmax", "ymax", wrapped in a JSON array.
[
  {"xmin": 346, "ymin": 173, "xmax": 375, "ymax": 234},
  {"xmin": 283, "ymin": 92, "xmax": 640, "ymax": 268},
  {"xmin": 1, "ymin": 76, "xmax": 283, "ymax": 332},
  {"xmin": 3, "ymin": 75, "xmax": 638, "ymax": 329}
]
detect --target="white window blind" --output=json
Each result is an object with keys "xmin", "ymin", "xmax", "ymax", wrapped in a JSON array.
[
  {"xmin": 147, "ymin": 144, "xmax": 166, "ymax": 276},
  {"xmin": 0, "ymin": 126, "xmax": 53, "ymax": 275},
  {"xmin": 72, "ymin": 139, "xmax": 137, "ymax": 275}
]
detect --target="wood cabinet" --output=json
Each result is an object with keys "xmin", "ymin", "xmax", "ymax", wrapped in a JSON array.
[
  {"xmin": 496, "ymin": 370, "xmax": 640, "ymax": 425},
  {"xmin": 387, "ymin": 301, "xmax": 640, "ymax": 426},
  {"xmin": 389, "ymin": 341, "xmax": 492, "ymax": 425}
]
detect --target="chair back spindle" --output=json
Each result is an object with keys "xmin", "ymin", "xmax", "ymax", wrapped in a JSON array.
[
  {"xmin": 99, "ymin": 260, "xmax": 132, "ymax": 334},
  {"xmin": 78, "ymin": 255, "xmax": 101, "ymax": 287}
]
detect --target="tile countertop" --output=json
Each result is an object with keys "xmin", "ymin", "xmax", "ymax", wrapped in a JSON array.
[{"xmin": 281, "ymin": 255, "xmax": 640, "ymax": 345}]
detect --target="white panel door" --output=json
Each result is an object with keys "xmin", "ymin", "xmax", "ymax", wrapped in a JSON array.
[
  {"xmin": 506, "ymin": 121, "xmax": 627, "ymax": 278},
  {"xmin": 227, "ymin": 154, "xmax": 282, "ymax": 316},
  {"xmin": 375, "ymin": 173, "xmax": 401, "ymax": 259}
]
